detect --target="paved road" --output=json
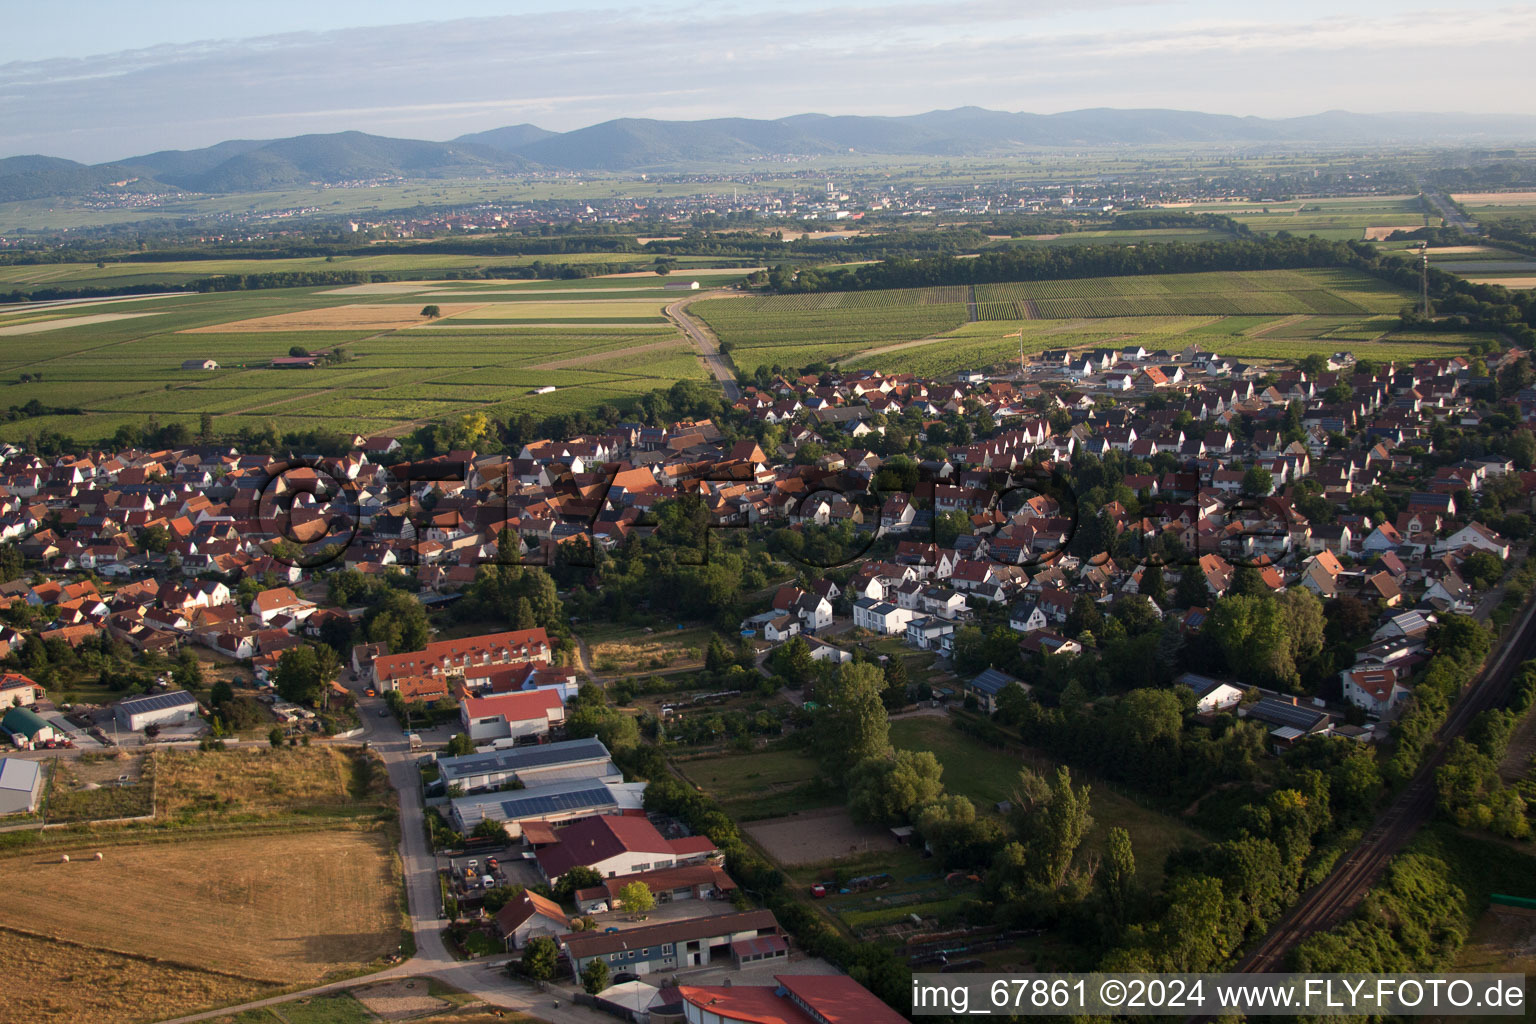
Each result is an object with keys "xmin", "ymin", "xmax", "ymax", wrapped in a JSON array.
[
  {"xmin": 156, "ymin": 696, "xmax": 611, "ymax": 1024},
  {"xmin": 1235, "ymin": 584, "xmax": 1536, "ymax": 973},
  {"xmin": 666, "ymin": 293, "xmax": 742, "ymax": 400},
  {"xmin": 1423, "ymin": 191, "xmax": 1478, "ymax": 234}
]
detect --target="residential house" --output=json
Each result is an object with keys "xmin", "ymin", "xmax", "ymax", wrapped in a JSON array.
[
  {"xmin": 968, "ymin": 667, "xmax": 1026, "ymax": 712},
  {"xmin": 459, "ymin": 689, "xmax": 566, "ymax": 745},
  {"xmin": 852, "ymin": 597, "xmax": 914, "ymax": 635},
  {"xmin": 495, "ymin": 891, "xmax": 570, "ymax": 950}
]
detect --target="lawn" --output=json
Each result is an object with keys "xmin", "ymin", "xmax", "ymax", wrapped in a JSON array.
[
  {"xmin": 211, "ymin": 993, "xmax": 377, "ymax": 1024},
  {"xmin": 679, "ymin": 746, "xmax": 833, "ymax": 819},
  {"xmin": 840, "ymin": 310, "xmax": 1486, "ymax": 377},
  {"xmin": 696, "ymin": 267, "xmax": 1449, "ymax": 376},
  {"xmin": 889, "ymin": 716, "xmax": 1205, "ymax": 882}
]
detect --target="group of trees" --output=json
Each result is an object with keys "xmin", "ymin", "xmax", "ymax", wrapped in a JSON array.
[
  {"xmin": 456, "ymin": 556, "xmax": 563, "ymax": 634},
  {"xmin": 1205, "ymin": 590, "xmax": 1326, "ymax": 691},
  {"xmin": 1387, "ymin": 615, "xmax": 1492, "ymax": 783},
  {"xmin": 271, "ymin": 643, "xmax": 341, "ymax": 707},
  {"xmin": 556, "ymin": 496, "xmax": 780, "ymax": 631},
  {"xmin": 1434, "ymin": 659, "xmax": 1536, "ymax": 837}
]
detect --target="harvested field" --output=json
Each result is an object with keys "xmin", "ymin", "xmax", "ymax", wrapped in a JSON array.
[
  {"xmin": 745, "ymin": 806, "xmax": 895, "ymax": 866},
  {"xmin": 447, "ymin": 299, "xmax": 667, "ymax": 319},
  {"xmin": 0, "ymin": 829, "xmax": 398, "ymax": 987},
  {"xmin": 1451, "ymin": 191, "xmax": 1536, "ymax": 204},
  {"xmin": 1464, "ymin": 276, "xmax": 1536, "ymax": 288},
  {"xmin": 0, "ymin": 312, "xmax": 164, "ymax": 335},
  {"xmin": 319, "ymin": 281, "xmax": 451, "ymax": 295},
  {"xmin": 353, "ymin": 978, "xmax": 452, "ymax": 1019},
  {"xmin": 0, "ymin": 926, "xmax": 270, "ymax": 1024},
  {"xmin": 180, "ymin": 303, "xmax": 484, "ymax": 333}
]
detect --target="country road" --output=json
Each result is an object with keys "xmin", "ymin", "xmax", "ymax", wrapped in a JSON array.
[
  {"xmin": 666, "ymin": 292, "xmax": 742, "ymax": 400},
  {"xmin": 1234, "ymin": 582, "xmax": 1536, "ymax": 974},
  {"xmin": 1423, "ymin": 191, "xmax": 1478, "ymax": 234}
]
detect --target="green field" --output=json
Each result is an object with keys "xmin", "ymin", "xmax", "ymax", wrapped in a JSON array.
[
  {"xmin": 692, "ymin": 267, "xmax": 1472, "ymax": 375},
  {"xmin": 889, "ymin": 717, "xmax": 1204, "ymax": 883},
  {"xmin": 682, "ymin": 747, "xmax": 833, "ymax": 819},
  {"xmin": 1159, "ymin": 195, "xmax": 1428, "ymax": 238},
  {"xmin": 691, "ymin": 293, "xmax": 970, "ymax": 371},
  {"xmin": 0, "ymin": 279, "xmax": 715, "ymax": 443}
]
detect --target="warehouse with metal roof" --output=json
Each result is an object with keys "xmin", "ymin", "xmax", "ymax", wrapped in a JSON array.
[
  {"xmin": 448, "ymin": 778, "xmax": 646, "ymax": 836},
  {"xmin": 436, "ymin": 736, "xmax": 618, "ymax": 793},
  {"xmin": 114, "ymin": 690, "xmax": 200, "ymax": 731}
]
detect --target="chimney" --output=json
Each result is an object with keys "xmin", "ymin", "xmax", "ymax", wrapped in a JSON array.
[{"xmin": 1290, "ymin": 696, "xmax": 1298, "ymax": 706}]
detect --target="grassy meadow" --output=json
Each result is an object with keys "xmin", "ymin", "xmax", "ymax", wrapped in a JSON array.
[{"xmin": 888, "ymin": 717, "xmax": 1204, "ymax": 884}]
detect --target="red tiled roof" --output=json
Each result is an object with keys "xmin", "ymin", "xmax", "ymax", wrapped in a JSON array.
[
  {"xmin": 775, "ymin": 974, "xmax": 910, "ymax": 1024},
  {"xmin": 534, "ymin": 814, "xmax": 675, "ymax": 878},
  {"xmin": 461, "ymin": 688, "xmax": 563, "ymax": 725},
  {"xmin": 669, "ymin": 836, "xmax": 719, "ymax": 856}
]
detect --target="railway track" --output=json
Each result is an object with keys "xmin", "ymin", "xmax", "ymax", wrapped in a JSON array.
[{"xmin": 1237, "ymin": 588, "xmax": 1536, "ymax": 973}]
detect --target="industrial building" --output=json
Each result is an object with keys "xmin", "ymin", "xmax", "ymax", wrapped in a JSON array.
[
  {"xmin": 0, "ymin": 758, "xmax": 43, "ymax": 815},
  {"xmin": 447, "ymin": 778, "xmax": 646, "ymax": 836},
  {"xmin": 436, "ymin": 736, "xmax": 618, "ymax": 794},
  {"xmin": 114, "ymin": 690, "xmax": 200, "ymax": 731}
]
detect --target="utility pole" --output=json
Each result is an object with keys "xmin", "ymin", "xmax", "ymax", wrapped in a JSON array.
[{"xmin": 1419, "ymin": 242, "xmax": 1430, "ymax": 317}]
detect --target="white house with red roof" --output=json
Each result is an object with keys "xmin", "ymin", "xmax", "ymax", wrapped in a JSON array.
[
  {"xmin": 1342, "ymin": 667, "xmax": 1411, "ymax": 716},
  {"xmin": 534, "ymin": 813, "xmax": 720, "ymax": 883},
  {"xmin": 249, "ymin": 586, "xmax": 315, "ymax": 626},
  {"xmin": 1433, "ymin": 522, "xmax": 1510, "ymax": 559},
  {"xmin": 0, "ymin": 673, "xmax": 42, "ymax": 707},
  {"xmin": 460, "ymin": 688, "xmax": 566, "ymax": 744}
]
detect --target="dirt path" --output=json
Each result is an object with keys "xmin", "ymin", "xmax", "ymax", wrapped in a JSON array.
[
  {"xmin": 1245, "ymin": 313, "xmax": 1312, "ymax": 338},
  {"xmin": 667, "ymin": 292, "xmax": 742, "ymax": 400}
]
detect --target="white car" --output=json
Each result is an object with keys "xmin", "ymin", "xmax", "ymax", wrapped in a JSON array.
[{"xmin": 586, "ymin": 902, "xmax": 608, "ymax": 914}]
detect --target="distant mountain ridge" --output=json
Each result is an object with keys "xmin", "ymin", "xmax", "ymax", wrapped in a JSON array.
[{"xmin": 5, "ymin": 107, "xmax": 1536, "ymax": 203}]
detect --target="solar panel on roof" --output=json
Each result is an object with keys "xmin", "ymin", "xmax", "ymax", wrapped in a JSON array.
[
  {"xmin": 498, "ymin": 786, "xmax": 616, "ymax": 818},
  {"xmin": 118, "ymin": 690, "xmax": 197, "ymax": 713},
  {"xmin": 438, "ymin": 737, "xmax": 609, "ymax": 781},
  {"xmin": 1248, "ymin": 698, "xmax": 1323, "ymax": 730}
]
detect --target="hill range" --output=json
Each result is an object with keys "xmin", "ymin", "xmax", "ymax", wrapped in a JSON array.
[{"xmin": 5, "ymin": 106, "xmax": 1536, "ymax": 203}]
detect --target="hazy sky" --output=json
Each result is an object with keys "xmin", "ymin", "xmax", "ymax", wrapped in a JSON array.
[{"xmin": 4, "ymin": 0, "xmax": 1536, "ymax": 162}]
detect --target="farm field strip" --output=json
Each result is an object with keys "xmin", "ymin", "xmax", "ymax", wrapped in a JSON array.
[
  {"xmin": 0, "ymin": 280, "xmax": 716, "ymax": 440},
  {"xmin": 840, "ymin": 309, "xmax": 1484, "ymax": 376}
]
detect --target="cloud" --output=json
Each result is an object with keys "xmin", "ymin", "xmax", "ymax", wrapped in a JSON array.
[{"xmin": 2, "ymin": 1, "xmax": 1533, "ymax": 161}]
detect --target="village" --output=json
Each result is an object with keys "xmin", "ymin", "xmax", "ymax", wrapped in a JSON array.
[{"xmin": 0, "ymin": 337, "xmax": 1532, "ymax": 1017}]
